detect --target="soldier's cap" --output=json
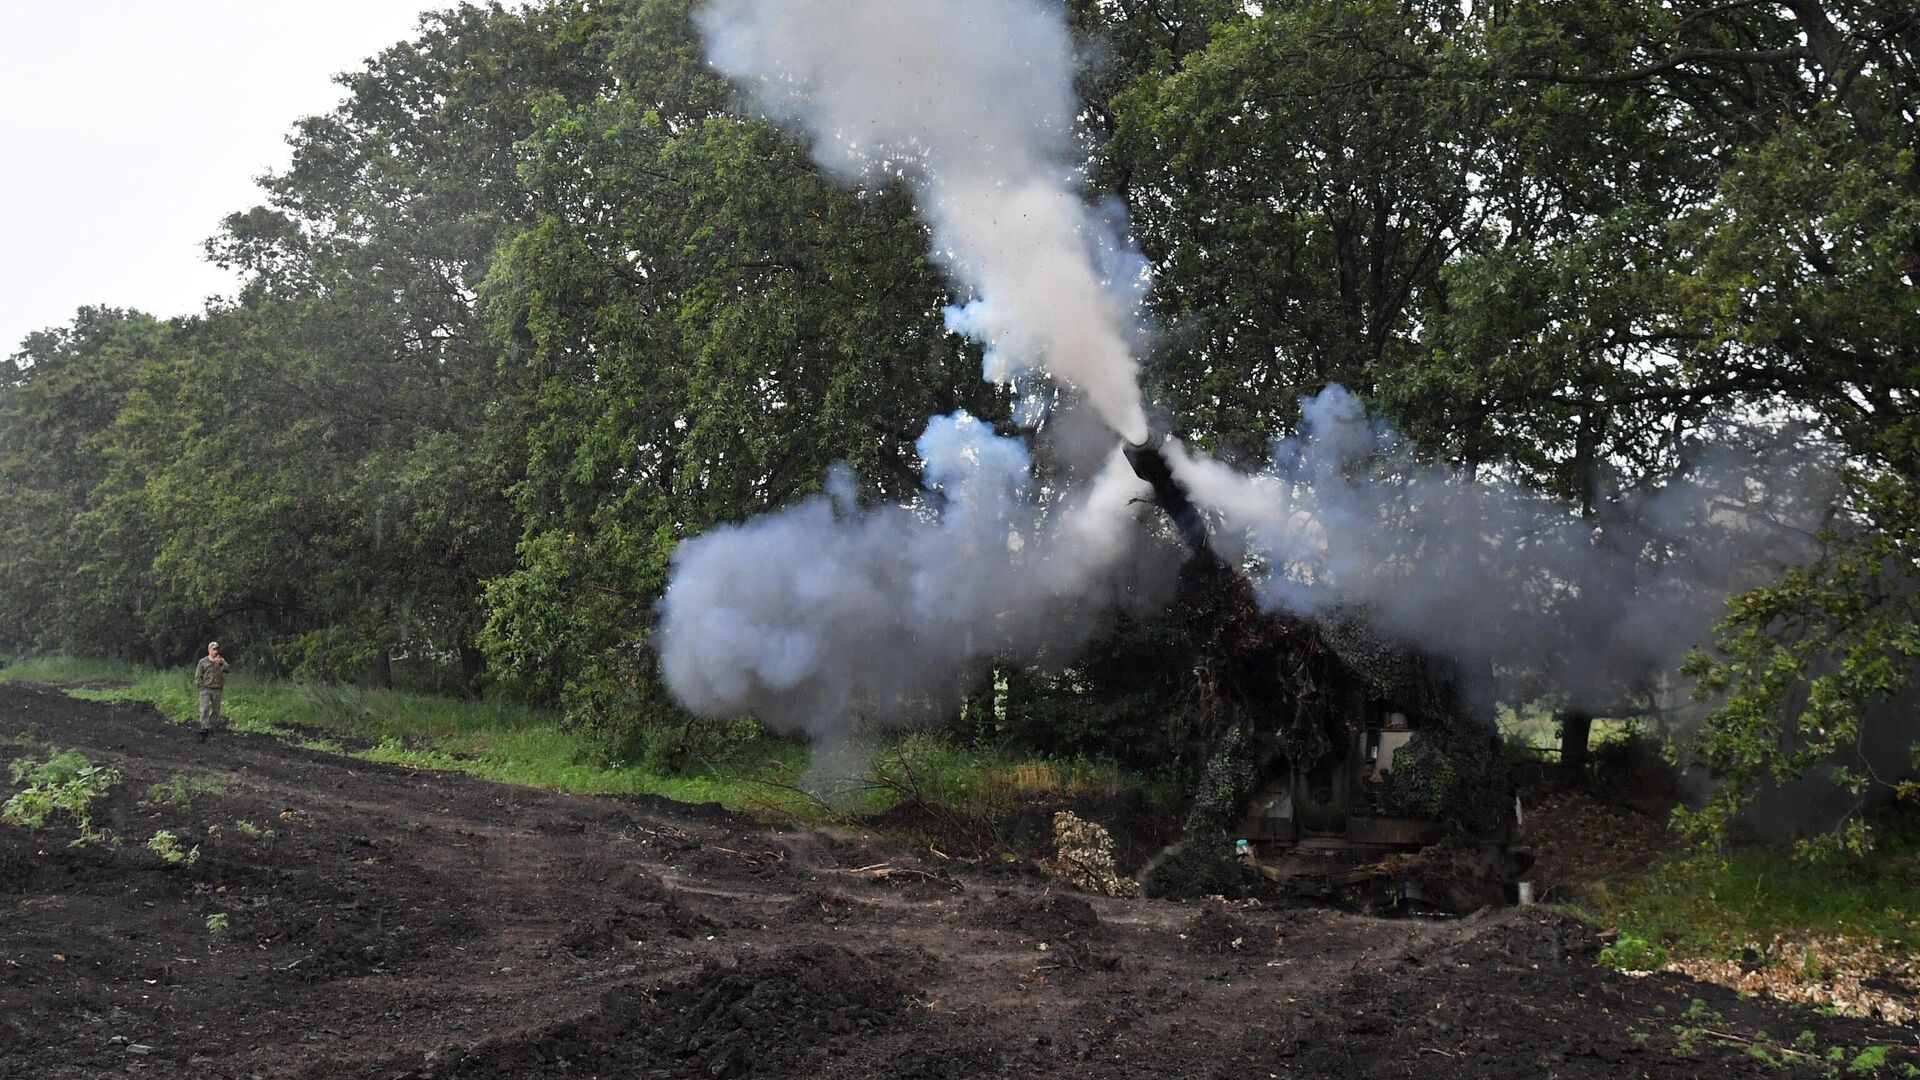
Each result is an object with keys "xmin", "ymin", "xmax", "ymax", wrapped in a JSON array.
[{"xmin": 209, "ymin": 641, "xmax": 219, "ymax": 649}]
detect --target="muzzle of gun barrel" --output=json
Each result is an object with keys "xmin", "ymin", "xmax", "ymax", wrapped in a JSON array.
[{"xmin": 1122, "ymin": 430, "xmax": 1210, "ymax": 553}]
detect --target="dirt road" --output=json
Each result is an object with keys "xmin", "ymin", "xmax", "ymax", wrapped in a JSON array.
[{"xmin": 1, "ymin": 682, "xmax": 1910, "ymax": 1078}]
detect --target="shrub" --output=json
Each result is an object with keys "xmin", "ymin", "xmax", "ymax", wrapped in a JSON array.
[
  {"xmin": 1141, "ymin": 832, "xmax": 1243, "ymax": 900},
  {"xmin": 1597, "ymin": 932, "xmax": 1670, "ymax": 973},
  {"xmin": 631, "ymin": 715, "xmax": 765, "ymax": 776},
  {"xmin": 3, "ymin": 748, "xmax": 120, "ymax": 841},
  {"xmin": 145, "ymin": 829, "xmax": 200, "ymax": 866}
]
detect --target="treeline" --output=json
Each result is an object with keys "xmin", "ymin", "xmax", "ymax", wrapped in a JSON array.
[{"xmin": 1, "ymin": 1, "xmax": 1913, "ymax": 827}]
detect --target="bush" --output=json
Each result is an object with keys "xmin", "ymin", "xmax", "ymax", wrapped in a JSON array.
[
  {"xmin": 3, "ymin": 748, "xmax": 120, "ymax": 841},
  {"xmin": 1597, "ymin": 932, "xmax": 1669, "ymax": 973},
  {"xmin": 629, "ymin": 716, "xmax": 765, "ymax": 776},
  {"xmin": 1141, "ymin": 832, "xmax": 1244, "ymax": 900}
]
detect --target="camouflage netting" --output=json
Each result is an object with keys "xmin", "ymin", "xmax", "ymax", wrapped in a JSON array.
[
  {"xmin": 1175, "ymin": 554, "xmax": 1364, "ymax": 777},
  {"xmin": 1382, "ymin": 725, "xmax": 1513, "ymax": 834},
  {"xmin": 1169, "ymin": 548, "xmax": 1511, "ymax": 843},
  {"xmin": 1183, "ymin": 726, "xmax": 1261, "ymax": 834},
  {"xmin": 1041, "ymin": 811, "xmax": 1139, "ymax": 898},
  {"xmin": 1314, "ymin": 608, "xmax": 1480, "ymax": 726}
]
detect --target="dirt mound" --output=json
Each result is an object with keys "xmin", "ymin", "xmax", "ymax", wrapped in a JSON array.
[
  {"xmin": 560, "ymin": 868, "xmax": 719, "ymax": 953},
  {"xmin": 969, "ymin": 888, "xmax": 1100, "ymax": 942},
  {"xmin": 1183, "ymin": 901, "xmax": 1274, "ymax": 956},
  {"xmin": 650, "ymin": 942, "xmax": 905, "ymax": 1077},
  {"xmin": 1523, "ymin": 788, "xmax": 1673, "ymax": 901},
  {"xmin": 968, "ymin": 888, "xmax": 1115, "ymax": 973},
  {"xmin": 779, "ymin": 888, "xmax": 874, "ymax": 927},
  {"xmin": 398, "ymin": 943, "xmax": 906, "ymax": 1080}
]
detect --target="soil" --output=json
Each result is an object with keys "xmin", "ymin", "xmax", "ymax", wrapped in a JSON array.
[{"xmin": 2, "ymin": 681, "xmax": 1914, "ymax": 1079}]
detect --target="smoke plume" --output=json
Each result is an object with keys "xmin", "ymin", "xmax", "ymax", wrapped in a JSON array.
[
  {"xmin": 657, "ymin": 412, "xmax": 1151, "ymax": 736},
  {"xmin": 1165, "ymin": 385, "xmax": 1838, "ymax": 712},
  {"xmin": 697, "ymin": 0, "xmax": 1152, "ymax": 442}
]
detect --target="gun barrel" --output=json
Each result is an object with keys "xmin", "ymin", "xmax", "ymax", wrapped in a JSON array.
[{"xmin": 1123, "ymin": 431, "xmax": 1210, "ymax": 553}]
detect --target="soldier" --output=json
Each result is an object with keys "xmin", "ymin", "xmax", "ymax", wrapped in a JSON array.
[{"xmin": 193, "ymin": 641, "xmax": 230, "ymax": 741}]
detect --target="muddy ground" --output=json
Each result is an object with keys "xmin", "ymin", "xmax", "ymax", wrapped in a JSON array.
[{"xmin": 1, "ymin": 682, "xmax": 1913, "ymax": 1078}]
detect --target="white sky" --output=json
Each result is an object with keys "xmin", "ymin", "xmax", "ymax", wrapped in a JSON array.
[{"xmin": 0, "ymin": 2, "xmax": 439, "ymax": 355}]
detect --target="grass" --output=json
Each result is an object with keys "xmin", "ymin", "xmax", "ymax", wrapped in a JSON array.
[
  {"xmin": 0, "ymin": 655, "xmax": 147, "ymax": 686},
  {"xmin": 143, "ymin": 771, "xmax": 240, "ymax": 808},
  {"xmin": 865, "ymin": 733, "xmax": 1165, "ymax": 812},
  {"xmin": 0, "ymin": 656, "xmax": 1161, "ymax": 833},
  {"xmin": 1577, "ymin": 834, "xmax": 1920, "ymax": 957},
  {"xmin": 0, "ymin": 656, "xmax": 813, "ymax": 812}
]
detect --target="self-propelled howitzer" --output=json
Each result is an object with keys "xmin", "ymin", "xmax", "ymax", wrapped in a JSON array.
[{"xmin": 1120, "ymin": 429, "xmax": 1529, "ymax": 912}]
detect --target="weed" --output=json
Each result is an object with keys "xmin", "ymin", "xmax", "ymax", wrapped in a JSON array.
[
  {"xmin": 1802, "ymin": 949, "xmax": 1834, "ymax": 982},
  {"xmin": 1848, "ymin": 1046, "xmax": 1890, "ymax": 1075},
  {"xmin": 1599, "ymin": 933, "xmax": 1670, "ymax": 972},
  {"xmin": 145, "ymin": 776, "xmax": 193, "ymax": 808},
  {"xmin": 205, "ymin": 912, "xmax": 229, "ymax": 936},
  {"xmin": 145, "ymin": 829, "xmax": 199, "ymax": 866},
  {"xmin": 1669, "ymin": 999, "xmax": 1724, "ymax": 1058},
  {"xmin": 142, "ymin": 772, "xmax": 234, "ymax": 809},
  {"xmin": 233, "ymin": 819, "xmax": 275, "ymax": 840},
  {"xmin": 3, "ymin": 748, "xmax": 120, "ymax": 842}
]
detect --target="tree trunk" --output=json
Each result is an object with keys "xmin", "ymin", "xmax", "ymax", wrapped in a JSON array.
[
  {"xmin": 460, "ymin": 644, "xmax": 485, "ymax": 697},
  {"xmin": 1559, "ymin": 709, "xmax": 1593, "ymax": 786}
]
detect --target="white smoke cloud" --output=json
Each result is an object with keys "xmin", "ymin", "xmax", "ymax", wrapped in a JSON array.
[
  {"xmin": 697, "ymin": 0, "xmax": 1152, "ymax": 442},
  {"xmin": 656, "ymin": 411, "xmax": 1151, "ymax": 734},
  {"xmin": 1166, "ymin": 385, "xmax": 1840, "ymax": 711}
]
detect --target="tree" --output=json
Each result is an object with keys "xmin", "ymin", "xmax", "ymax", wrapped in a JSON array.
[
  {"xmin": 478, "ymin": 0, "xmax": 1005, "ymax": 742},
  {"xmin": 188, "ymin": 0, "xmax": 629, "ymax": 684},
  {"xmin": 0, "ymin": 308, "xmax": 168, "ymax": 655}
]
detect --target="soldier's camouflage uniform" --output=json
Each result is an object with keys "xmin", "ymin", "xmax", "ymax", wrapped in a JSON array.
[{"xmin": 194, "ymin": 654, "xmax": 230, "ymax": 733}]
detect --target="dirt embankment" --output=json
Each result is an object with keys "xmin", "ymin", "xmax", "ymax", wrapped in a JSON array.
[{"xmin": 1, "ymin": 682, "xmax": 1912, "ymax": 1078}]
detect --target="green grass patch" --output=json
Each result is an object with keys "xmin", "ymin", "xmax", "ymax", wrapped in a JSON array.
[
  {"xmin": 143, "ymin": 771, "xmax": 240, "ymax": 809},
  {"xmin": 0, "ymin": 655, "xmax": 143, "ymax": 686},
  {"xmin": 1579, "ymin": 836, "xmax": 1920, "ymax": 960},
  {"xmin": 0, "ymin": 657, "xmax": 1168, "ymax": 836},
  {"xmin": 0, "ymin": 656, "xmax": 816, "ymax": 813},
  {"xmin": 865, "ymin": 733, "xmax": 1157, "ymax": 810}
]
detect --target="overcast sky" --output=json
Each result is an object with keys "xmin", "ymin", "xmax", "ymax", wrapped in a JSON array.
[{"xmin": 0, "ymin": 2, "xmax": 441, "ymax": 355}]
